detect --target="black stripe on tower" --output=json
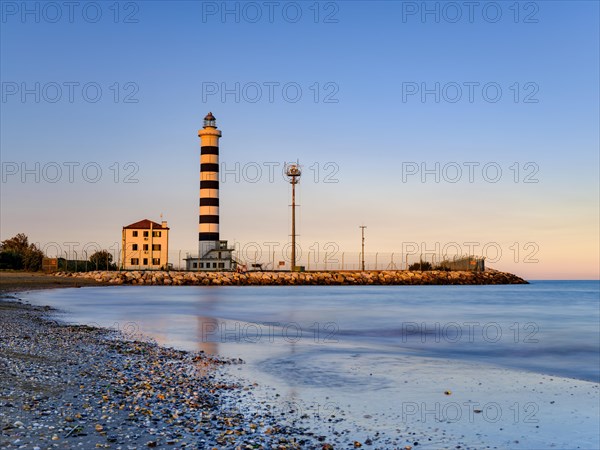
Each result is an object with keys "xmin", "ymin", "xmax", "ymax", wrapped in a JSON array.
[
  {"xmin": 199, "ymin": 232, "xmax": 220, "ymax": 241},
  {"xmin": 200, "ymin": 198, "xmax": 219, "ymax": 206},
  {"xmin": 199, "ymin": 216, "xmax": 219, "ymax": 224},
  {"xmin": 201, "ymin": 163, "xmax": 219, "ymax": 172},
  {"xmin": 200, "ymin": 180, "xmax": 219, "ymax": 189},
  {"xmin": 201, "ymin": 146, "xmax": 219, "ymax": 155}
]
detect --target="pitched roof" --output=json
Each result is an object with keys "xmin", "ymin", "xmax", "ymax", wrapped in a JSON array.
[{"xmin": 123, "ymin": 219, "xmax": 169, "ymax": 230}]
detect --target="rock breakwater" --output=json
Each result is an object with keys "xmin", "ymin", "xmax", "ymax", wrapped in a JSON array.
[{"xmin": 53, "ymin": 270, "xmax": 528, "ymax": 286}]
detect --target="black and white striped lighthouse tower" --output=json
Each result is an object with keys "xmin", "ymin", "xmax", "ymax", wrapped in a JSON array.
[{"xmin": 198, "ymin": 112, "xmax": 221, "ymax": 258}]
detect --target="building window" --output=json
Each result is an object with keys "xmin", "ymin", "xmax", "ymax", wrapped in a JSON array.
[
  {"xmin": 199, "ymin": 263, "xmax": 204, "ymax": 268},
  {"xmin": 152, "ymin": 244, "xmax": 161, "ymax": 251},
  {"xmin": 212, "ymin": 262, "xmax": 217, "ymax": 268},
  {"xmin": 143, "ymin": 231, "xmax": 149, "ymax": 237},
  {"xmin": 132, "ymin": 231, "xmax": 138, "ymax": 237},
  {"xmin": 152, "ymin": 258, "xmax": 160, "ymax": 265},
  {"xmin": 143, "ymin": 244, "xmax": 149, "ymax": 251},
  {"xmin": 132, "ymin": 244, "xmax": 138, "ymax": 251},
  {"xmin": 131, "ymin": 258, "xmax": 139, "ymax": 265},
  {"xmin": 152, "ymin": 231, "xmax": 161, "ymax": 237},
  {"xmin": 143, "ymin": 258, "xmax": 148, "ymax": 265},
  {"xmin": 193, "ymin": 263, "xmax": 197, "ymax": 268},
  {"xmin": 218, "ymin": 262, "xmax": 225, "ymax": 269}
]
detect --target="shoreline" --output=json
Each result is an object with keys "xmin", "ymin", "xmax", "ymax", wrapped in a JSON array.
[
  {"xmin": 3, "ymin": 282, "xmax": 599, "ymax": 449},
  {"xmin": 0, "ymin": 271, "xmax": 104, "ymax": 294},
  {"xmin": 50, "ymin": 269, "xmax": 528, "ymax": 286},
  {"xmin": 0, "ymin": 295, "xmax": 327, "ymax": 449}
]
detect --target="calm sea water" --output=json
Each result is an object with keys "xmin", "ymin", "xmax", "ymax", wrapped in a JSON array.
[
  {"xmin": 20, "ymin": 280, "xmax": 600, "ymax": 448},
  {"xmin": 23, "ymin": 280, "xmax": 599, "ymax": 382}
]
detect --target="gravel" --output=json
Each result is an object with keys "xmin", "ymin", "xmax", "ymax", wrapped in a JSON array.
[{"xmin": 0, "ymin": 297, "xmax": 323, "ymax": 449}]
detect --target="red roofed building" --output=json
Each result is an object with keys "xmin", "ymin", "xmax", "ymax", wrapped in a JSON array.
[{"xmin": 122, "ymin": 219, "xmax": 170, "ymax": 270}]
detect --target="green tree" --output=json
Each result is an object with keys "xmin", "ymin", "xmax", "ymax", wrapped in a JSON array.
[
  {"xmin": 1, "ymin": 233, "xmax": 30, "ymax": 254},
  {"xmin": 0, "ymin": 251, "xmax": 22, "ymax": 270},
  {"xmin": 23, "ymin": 245, "xmax": 44, "ymax": 271},
  {"xmin": 0, "ymin": 233, "xmax": 44, "ymax": 271},
  {"xmin": 89, "ymin": 250, "xmax": 115, "ymax": 270}
]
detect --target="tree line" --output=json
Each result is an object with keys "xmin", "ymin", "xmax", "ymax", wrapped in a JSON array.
[{"xmin": 0, "ymin": 233, "xmax": 114, "ymax": 271}]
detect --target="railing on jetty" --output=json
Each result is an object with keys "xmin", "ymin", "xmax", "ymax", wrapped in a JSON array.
[
  {"xmin": 175, "ymin": 252, "xmax": 485, "ymax": 272},
  {"xmin": 42, "ymin": 249, "xmax": 485, "ymax": 273}
]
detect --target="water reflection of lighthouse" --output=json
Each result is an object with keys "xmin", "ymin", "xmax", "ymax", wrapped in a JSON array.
[{"xmin": 195, "ymin": 288, "xmax": 220, "ymax": 356}]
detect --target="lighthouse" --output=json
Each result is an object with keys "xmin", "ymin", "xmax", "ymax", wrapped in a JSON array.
[
  {"xmin": 185, "ymin": 112, "xmax": 236, "ymax": 271},
  {"xmin": 198, "ymin": 112, "xmax": 221, "ymax": 257}
]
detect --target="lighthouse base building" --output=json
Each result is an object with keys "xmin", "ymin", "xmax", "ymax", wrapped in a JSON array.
[
  {"xmin": 184, "ymin": 240, "xmax": 236, "ymax": 271},
  {"xmin": 184, "ymin": 112, "xmax": 237, "ymax": 271}
]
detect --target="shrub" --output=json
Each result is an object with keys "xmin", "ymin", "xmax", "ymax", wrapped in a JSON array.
[{"xmin": 408, "ymin": 261, "xmax": 433, "ymax": 271}]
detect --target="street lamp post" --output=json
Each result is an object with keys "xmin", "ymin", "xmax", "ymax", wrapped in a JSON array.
[
  {"xmin": 359, "ymin": 226, "xmax": 367, "ymax": 271},
  {"xmin": 285, "ymin": 162, "xmax": 301, "ymax": 271}
]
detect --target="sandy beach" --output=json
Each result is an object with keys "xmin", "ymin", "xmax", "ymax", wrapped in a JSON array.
[{"xmin": 0, "ymin": 272, "xmax": 105, "ymax": 293}]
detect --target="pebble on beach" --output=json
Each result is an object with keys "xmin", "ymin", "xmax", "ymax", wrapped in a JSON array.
[{"xmin": 0, "ymin": 298, "xmax": 329, "ymax": 449}]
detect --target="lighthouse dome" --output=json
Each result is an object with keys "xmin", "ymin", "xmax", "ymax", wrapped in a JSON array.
[{"xmin": 203, "ymin": 112, "xmax": 217, "ymax": 128}]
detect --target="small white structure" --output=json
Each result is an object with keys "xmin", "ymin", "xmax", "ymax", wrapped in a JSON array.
[{"xmin": 184, "ymin": 240, "xmax": 236, "ymax": 271}]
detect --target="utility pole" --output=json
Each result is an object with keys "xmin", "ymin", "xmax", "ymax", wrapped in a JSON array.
[
  {"xmin": 286, "ymin": 162, "xmax": 301, "ymax": 271},
  {"xmin": 360, "ymin": 225, "xmax": 367, "ymax": 271}
]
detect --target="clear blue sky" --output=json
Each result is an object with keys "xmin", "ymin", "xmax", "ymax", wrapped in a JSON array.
[{"xmin": 1, "ymin": 1, "xmax": 599, "ymax": 278}]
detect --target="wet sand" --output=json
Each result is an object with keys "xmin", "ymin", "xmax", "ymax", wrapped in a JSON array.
[{"xmin": 0, "ymin": 271, "xmax": 105, "ymax": 293}]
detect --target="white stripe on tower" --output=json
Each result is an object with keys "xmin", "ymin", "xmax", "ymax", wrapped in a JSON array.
[{"xmin": 198, "ymin": 112, "xmax": 222, "ymax": 258}]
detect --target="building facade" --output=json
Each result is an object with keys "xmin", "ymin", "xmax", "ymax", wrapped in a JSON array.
[{"xmin": 122, "ymin": 219, "xmax": 169, "ymax": 270}]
